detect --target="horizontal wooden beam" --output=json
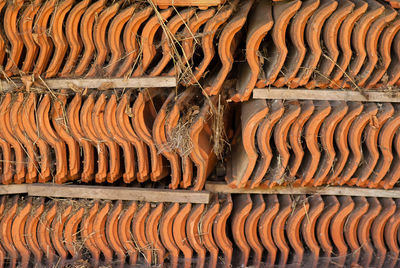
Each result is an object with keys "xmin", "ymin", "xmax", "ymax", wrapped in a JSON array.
[
  {"xmin": 0, "ymin": 76, "xmax": 177, "ymax": 90},
  {"xmin": 205, "ymin": 182, "xmax": 400, "ymax": 199},
  {"xmin": 27, "ymin": 184, "xmax": 210, "ymax": 203},
  {"xmin": 153, "ymin": 0, "xmax": 223, "ymax": 8},
  {"xmin": 0, "ymin": 184, "xmax": 27, "ymax": 195},
  {"xmin": 253, "ymin": 88, "xmax": 400, "ymax": 102}
]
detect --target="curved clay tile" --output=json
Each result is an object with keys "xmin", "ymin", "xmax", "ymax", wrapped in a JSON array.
[
  {"xmin": 61, "ymin": 0, "xmax": 90, "ymax": 77},
  {"xmin": 316, "ymin": 196, "xmax": 340, "ymax": 266},
  {"xmin": 233, "ymin": 0, "xmax": 273, "ymax": 102},
  {"xmin": 275, "ymin": 0, "xmax": 320, "ymax": 87},
  {"xmin": 50, "ymin": 203, "xmax": 72, "ymax": 266},
  {"xmin": 19, "ymin": 0, "xmax": 42, "ymax": 73},
  {"xmin": 291, "ymin": 0, "xmax": 338, "ymax": 88},
  {"xmin": 149, "ymin": 8, "xmax": 195, "ymax": 77},
  {"xmin": 352, "ymin": 103, "xmax": 394, "ymax": 187},
  {"xmin": 259, "ymin": 195, "xmax": 279, "ymax": 266},
  {"xmin": 115, "ymin": 7, "xmax": 153, "ymax": 77},
  {"xmin": 225, "ymin": 99, "xmax": 269, "ymax": 188},
  {"xmin": 67, "ymin": 94, "xmax": 95, "ymax": 182},
  {"xmin": 116, "ymin": 91, "xmax": 149, "ymax": 182},
  {"xmin": 301, "ymin": 195, "xmax": 324, "ymax": 268},
  {"xmin": 173, "ymin": 203, "xmax": 193, "ymax": 268},
  {"xmin": 0, "ymin": 94, "xmax": 25, "ymax": 184},
  {"xmin": 104, "ymin": 94, "xmax": 136, "ymax": 183},
  {"xmin": 132, "ymin": 8, "xmax": 174, "ymax": 76},
  {"xmin": 204, "ymin": 0, "xmax": 254, "ymax": 96},
  {"xmin": 118, "ymin": 201, "xmax": 138, "ymax": 266},
  {"xmin": 81, "ymin": 201, "xmax": 100, "ymax": 266},
  {"xmin": 313, "ymin": 101, "xmax": 348, "ymax": 186},
  {"xmin": 213, "ymin": 195, "xmax": 232, "ymax": 266},
  {"xmin": 329, "ymin": 196, "xmax": 354, "ymax": 266},
  {"xmin": 289, "ymin": 101, "xmax": 315, "ymax": 183},
  {"xmin": 329, "ymin": 0, "xmax": 368, "ymax": 88},
  {"xmin": 93, "ymin": 202, "xmax": 113, "ymax": 265},
  {"xmin": 10, "ymin": 93, "xmax": 37, "ymax": 183},
  {"xmin": 201, "ymin": 197, "xmax": 220, "ymax": 268},
  {"xmin": 368, "ymin": 105, "xmax": 400, "ymax": 188},
  {"xmin": 309, "ymin": 0, "xmax": 354, "ymax": 88},
  {"xmin": 37, "ymin": 94, "xmax": 68, "ymax": 183},
  {"xmin": 86, "ymin": 2, "xmax": 121, "ymax": 77},
  {"xmin": 80, "ymin": 94, "xmax": 108, "ymax": 183},
  {"xmin": 105, "ymin": 200, "xmax": 125, "ymax": 266},
  {"xmin": 356, "ymin": 7, "xmax": 397, "ymax": 87},
  {"xmin": 92, "ymin": 94, "xmax": 121, "ymax": 183},
  {"xmin": 344, "ymin": 0, "xmax": 384, "ymax": 86},
  {"xmin": 37, "ymin": 201, "xmax": 57, "ymax": 265},
  {"xmin": 45, "ymin": 0, "xmax": 75, "ymax": 78},
  {"xmin": 25, "ymin": 199, "xmax": 44, "ymax": 264},
  {"xmin": 358, "ymin": 197, "xmax": 382, "ymax": 267},
  {"xmin": 74, "ymin": 0, "xmax": 107, "ymax": 76},
  {"xmin": 52, "ymin": 91, "xmax": 80, "ymax": 181},
  {"xmin": 64, "ymin": 207, "xmax": 85, "ymax": 259},
  {"xmin": 187, "ymin": 204, "xmax": 206, "ymax": 267},
  {"xmin": 146, "ymin": 203, "xmax": 165, "ymax": 266},
  {"xmin": 328, "ymin": 102, "xmax": 363, "ymax": 185},
  {"xmin": 105, "ymin": 5, "xmax": 137, "ymax": 76},
  {"xmin": 382, "ymin": 128, "xmax": 400, "ymax": 189},
  {"xmin": 370, "ymin": 198, "xmax": 396, "ymax": 267},
  {"xmin": 4, "ymin": 0, "xmax": 24, "ymax": 76},
  {"xmin": 344, "ymin": 196, "xmax": 369, "ymax": 265},
  {"xmin": 32, "ymin": 0, "xmax": 57, "ymax": 76},
  {"xmin": 367, "ymin": 18, "xmax": 400, "ymax": 88},
  {"xmin": 11, "ymin": 198, "xmax": 32, "ymax": 268},
  {"xmin": 272, "ymin": 195, "xmax": 292, "ymax": 266},
  {"xmin": 249, "ymin": 100, "xmax": 283, "ymax": 188},
  {"xmin": 159, "ymin": 203, "xmax": 180, "ymax": 268},
  {"xmin": 286, "ymin": 195, "xmax": 309, "ymax": 267},
  {"xmin": 189, "ymin": 5, "xmax": 233, "ymax": 85},
  {"xmin": 268, "ymin": 100, "xmax": 300, "ymax": 187},
  {"xmin": 338, "ymin": 103, "xmax": 377, "ymax": 185},
  {"xmin": 244, "ymin": 195, "xmax": 265, "ymax": 267},
  {"xmin": 299, "ymin": 101, "xmax": 331, "ymax": 186},
  {"xmin": 384, "ymin": 199, "xmax": 400, "ymax": 267},
  {"xmin": 132, "ymin": 203, "xmax": 152, "ymax": 265},
  {"xmin": 263, "ymin": 0, "xmax": 301, "ymax": 86},
  {"xmin": 132, "ymin": 89, "xmax": 168, "ymax": 182},
  {"xmin": 0, "ymin": 197, "xmax": 19, "ymax": 267}
]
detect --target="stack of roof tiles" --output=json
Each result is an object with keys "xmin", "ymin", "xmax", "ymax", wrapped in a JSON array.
[
  {"xmin": 235, "ymin": 0, "xmax": 400, "ymax": 100},
  {"xmin": 1, "ymin": 194, "xmax": 400, "ymax": 267},
  {"xmin": 227, "ymin": 99, "xmax": 400, "ymax": 189},
  {"xmin": 0, "ymin": 0, "xmax": 400, "ymax": 266},
  {"xmin": 0, "ymin": 88, "xmax": 227, "ymax": 191}
]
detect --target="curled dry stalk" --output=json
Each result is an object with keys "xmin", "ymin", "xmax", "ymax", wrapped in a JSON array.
[
  {"xmin": 146, "ymin": 0, "xmax": 230, "ymax": 159},
  {"xmin": 211, "ymin": 95, "xmax": 229, "ymax": 160}
]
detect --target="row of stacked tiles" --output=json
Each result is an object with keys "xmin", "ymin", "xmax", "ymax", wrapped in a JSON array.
[
  {"xmin": 0, "ymin": 88, "xmax": 228, "ymax": 190},
  {"xmin": 0, "ymin": 194, "xmax": 399, "ymax": 267},
  {"xmin": 227, "ymin": 99, "xmax": 400, "ymax": 189}
]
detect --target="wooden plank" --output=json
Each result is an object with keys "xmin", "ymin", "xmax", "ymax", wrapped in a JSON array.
[
  {"xmin": 153, "ymin": 0, "xmax": 223, "ymax": 7},
  {"xmin": 253, "ymin": 88, "xmax": 400, "ymax": 102},
  {"xmin": 44, "ymin": 77, "xmax": 177, "ymax": 89},
  {"xmin": 27, "ymin": 184, "xmax": 210, "ymax": 203},
  {"xmin": 0, "ymin": 184, "xmax": 28, "ymax": 195},
  {"xmin": 0, "ymin": 80, "xmax": 19, "ymax": 91},
  {"xmin": 0, "ymin": 77, "xmax": 177, "ymax": 91},
  {"xmin": 205, "ymin": 182, "xmax": 400, "ymax": 198}
]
